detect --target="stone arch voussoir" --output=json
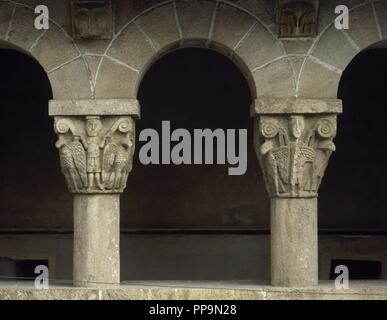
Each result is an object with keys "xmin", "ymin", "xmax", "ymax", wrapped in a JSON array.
[{"xmin": 0, "ymin": 1, "xmax": 92, "ymax": 99}]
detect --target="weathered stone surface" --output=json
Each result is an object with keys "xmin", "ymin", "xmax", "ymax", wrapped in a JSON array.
[
  {"xmin": 84, "ymin": 55, "xmax": 102, "ymax": 85},
  {"xmin": 298, "ymin": 58, "xmax": 341, "ymax": 98},
  {"xmin": 317, "ymin": 0, "xmax": 364, "ymax": 32},
  {"xmin": 236, "ymin": 22, "xmax": 283, "ymax": 70},
  {"xmin": 108, "ymin": 22, "xmax": 156, "ymax": 71},
  {"xmin": 288, "ymin": 57, "xmax": 305, "ymax": 83},
  {"xmin": 281, "ymin": 40, "xmax": 313, "ymax": 55},
  {"xmin": 6, "ymin": 6, "xmax": 42, "ymax": 51},
  {"xmin": 0, "ymin": 2, "xmax": 14, "ymax": 39},
  {"xmin": 271, "ymin": 198, "xmax": 318, "ymax": 287},
  {"xmin": 75, "ymin": 39, "xmax": 111, "ymax": 55},
  {"xmin": 135, "ymin": 3, "xmax": 180, "ymax": 52},
  {"xmin": 212, "ymin": 3, "xmax": 256, "ymax": 49},
  {"xmin": 48, "ymin": 58, "xmax": 92, "ymax": 99},
  {"xmin": 15, "ymin": 0, "xmax": 72, "ymax": 35},
  {"xmin": 346, "ymin": 4, "xmax": 380, "ymax": 50},
  {"xmin": 71, "ymin": 1, "xmax": 113, "ymax": 40},
  {"xmin": 252, "ymin": 98, "xmax": 341, "ymax": 287},
  {"xmin": 94, "ymin": 57, "xmax": 138, "ymax": 98},
  {"xmin": 1, "ymin": 281, "xmax": 387, "ymax": 300},
  {"xmin": 51, "ymin": 115, "xmax": 135, "ymax": 194},
  {"xmin": 374, "ymin": 2, "xmax": 387, "ymax": 39},
  {"xmin": 114, "ymin": 0, "xmax": 166, "ymax": 33},
  {"xmin": 31, "ymin": 25, "xmax": 79, "ymax": 72},
  {"xmin": 312, "ymin": 26, "xmax": 359, "ymax": 71},
  {"xmin": 252, "ymin": 59, "xmax": 295, "ymax": 97},
  {"xmin": 254, "ymin": 114, "xmax": 338, "ymax": 198},
  {"xmin": 277, "ymin": 0, "xmax": 319, "ymax": 38},
  {"xmin": 176, "ymin": 0, "xmax": 216, "ymax": 39},
  {"xmin": 252, "ymin": 98, "xmax": 342, "ymax": 115},
  {"xmin": 74, "ymin": 195, "xmax": 120, "ymax": 287},
  {"xmin": 49, "ymin": 99, "xmax": 140, "ymax": 117},
  {"xmin": 227, "ymin": 0, "xmax": 275, "ymax": 26}
]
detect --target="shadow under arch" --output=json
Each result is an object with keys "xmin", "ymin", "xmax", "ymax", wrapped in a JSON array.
[
  {"xmin": 319, "ymin": 42, "xmax": 387, "ymax": 231},
  {"xmin": 133, "ymin": 40, "xmax": 259, "ymax": 100},
  {"xmin": 121, "ymin": 47, "xmax": 269, "ymax": 231},
  {"xmin": 0, "ymin": 43, "xmax": 71, "ymax": 229}
]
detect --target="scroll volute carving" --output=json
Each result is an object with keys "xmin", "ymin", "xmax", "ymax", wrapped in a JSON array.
[
  {"xmin": 256, "ymin": 115, "xmax": 337, "ymax": 198},
  {"xmin": 54, "ymin": 116, "xmax": 135, "ymax": 194}
]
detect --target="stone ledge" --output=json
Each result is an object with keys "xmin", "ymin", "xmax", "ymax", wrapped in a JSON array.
[
  {"xmin": 251, "ymin": 98, "xmax": 343, "ymax": 116},
  {"xmin": 1, "ymin": 281, "xmax": 387, "ymax": 300},
  {"xmin": 49, "ymin": 99, "xmax": 141, "ymax": 118}
]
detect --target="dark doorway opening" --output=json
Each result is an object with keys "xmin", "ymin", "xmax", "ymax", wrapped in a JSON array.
[
  {"xmin": 0, "ymin": 48, "xmax": 70, "ymax": 228},
  {"xmin": 123, "ymin": 48, "xmax": 268, "ymax": 230},
  {"xmin": 319, "ymin": 47, "xmax": 387, "ymax": 231}
]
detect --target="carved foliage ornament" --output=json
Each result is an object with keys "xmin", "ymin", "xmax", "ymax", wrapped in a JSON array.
[
  {"xmin": 256, "ymin": 115, "xmax": 336, "ymax": 198},
  {"xmin": 277, "ymin": 0, "xmax": 320, "ymax": 38},
  {"xmin": 54, "ymin": 116, "xmax": 135, "ymax": 194}
]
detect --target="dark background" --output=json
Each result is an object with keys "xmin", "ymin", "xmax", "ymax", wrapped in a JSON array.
[{"xmin": 0, "ymin": 47, "xmax": 387, "ymax": 231}]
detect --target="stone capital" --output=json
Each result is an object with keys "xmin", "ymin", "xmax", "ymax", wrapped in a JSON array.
[
  {"xmin": 252, "ymin": 98, "xmax": 342, "ymax": 199},
  {"xmin": 49, "ymin": 99, "xmax": 140, "ymax": 195}
]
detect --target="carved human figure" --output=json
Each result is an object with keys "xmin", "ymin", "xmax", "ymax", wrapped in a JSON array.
[
  {"xmin": 54, "ymin": 116, "xmax": 135, "ymax": 194},
  {"xmin": 82, "ymin": 116, "xmax": 106, "ymax": 191},
  {"xmin": 258, "ymin": 115, "xmax": 337, "ymax": 198},
  {"xmin": 288, "ymin": 116, "xmax": 315, "ymax": 197}
]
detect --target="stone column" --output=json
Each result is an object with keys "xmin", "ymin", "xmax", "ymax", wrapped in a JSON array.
[
  {"xmin": 49, "ymin": 99, "xmax": 140, "ymax": 287},
  {"xmin": 251, "ymin": 98, "xmax": 342, "ymax": 287}
]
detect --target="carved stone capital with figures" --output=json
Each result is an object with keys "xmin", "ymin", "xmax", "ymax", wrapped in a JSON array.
[
  {"xmin": 252, "ymin": 98, "xmax": 342, "ymax": 199},
  {"xmin": 49, "ymin": 99, "xmax": 140, "ymax": 194}
]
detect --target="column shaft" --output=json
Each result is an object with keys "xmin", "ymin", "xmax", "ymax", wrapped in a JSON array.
[
  {"xmin": 271, "ymin": 198, "xmax": 318, "ymax": 287},
  {"xmin": 73, "ymin": 194, "xmax": 120, "ymax": 287}
]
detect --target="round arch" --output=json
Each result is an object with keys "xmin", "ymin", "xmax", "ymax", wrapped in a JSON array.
[
  {"xmin": 298, "ymin": 1, "xmax": 387, "ymax": 99},
  {"xmin": 0, "ymin": 1, "xmax": 92, "ymax": 99},
  {"xmin": 94, "ymin": 0, "xmax": 292, "ymax": 100}
]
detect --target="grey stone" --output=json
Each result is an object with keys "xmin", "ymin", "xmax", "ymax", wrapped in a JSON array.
[
  {"xmin": 94, "ymin": 57, "xmax": 138, "ymax": 99},
  {"xmin": 49, "ymin": 99, "xmax": 140, "ymax": 117},
  {"xmin": 374, "ymin": 2, "xmax": 387, "ymax": 39},
  {"xmin": 252, "ymin": 59, "xmax": 295, "ymax": 97},
  {"xmin": 31, "ymin": 25, "xmax": 80, "ymax": 72},
  {"xmin": 211, "ymin": 3, "xmax": 256, "ymax": 49},
  {"xmin": 298, "ymin": 58, "xmax": 341, "ymax": 98},
  {"xmin": 48, "ymin": 58, "xmax": 93, "ymax": 99},
  {"xmin": 108, "ymin": 22, "xmax": 156, "ymax": 71},
  {"xmin": 271, "ymin": 198, "xmax": 318, "ymax": 287},
  {"xmin": 346, "ymin": 4, "xmax": 380, "ymax": 50},
  {"xmin": 176, "ymin": 0, "xmax": 216, "ymax": 40},
  {"xmin": 135, "ymin": 3, "xmax": 180, "ymax": 52},
  {"xmin": 73, "ymin": 194, "xmax": 120, "ymax": 287},
  {"xmin": 236, "ymin": 22, "xmax": 283, "ymax": 70},
  {"xmin": 312, "ymin": 26, "xmax": 359, "ymax": 71},
  {"xmin": 251, "ymin": 98, "xmax": 342, "ymax": 115},
  {"xmin": 0, "ymin": 2, "xmax": 14, "ymax": 39},
  {"xmin": 6, "ymin": 6, "xmax": 42, "ymax": 51}
]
